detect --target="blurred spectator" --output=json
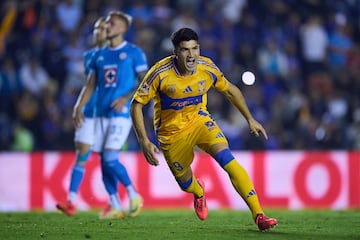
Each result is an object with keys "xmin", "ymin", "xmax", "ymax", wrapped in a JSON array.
[
  {"xmin": 300, "ymin": 15, "xmax": 328, "ymax": 77},
  {"xmin": 62, "ymin": 30, "xmax": 86, "ymax": 91},
  {"xmin": 19, "ymin": 54, "xmax": 50, "ymax": 98},
  {"xmin": 170, "ymin": 7, "xmax": 199, "ymax": 33},
  {"xmin": 221, "ymin": 0, "xmax": 247, "ymax": 24},
  {"xmin": 10, "ymin": 121, "xmax": 34, "ymax": 152},
  {"xmin": 0, "ymin": 56, "xmax": 22, "ymax": 115},
  {"xmin": 257, "ymin": 37, "xmax": 288, "ymax": 78},
  {"xmin": 327, "ymin": 13, "xmax": 353, "ymax": 75},
  {"xmin": 0, "ymin": 1, "xmax": 17, "ymax": 57},
  {"xmin": 55, "ymin": 0, "xmax": 82, "ymax": 33},
  {"xmin": 15, "ymin": 90, "xmax": 41, "ymax": 147}
]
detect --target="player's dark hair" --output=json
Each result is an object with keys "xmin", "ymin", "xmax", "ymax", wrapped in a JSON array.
[{"xmin": 171, "ymin": 28, "xmax": 199, "ymax": 48}]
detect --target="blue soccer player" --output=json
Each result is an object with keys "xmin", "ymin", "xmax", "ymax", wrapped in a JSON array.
[
  {"xmin": 71, "ymin": 11, "xmax": 148, "ymax": 219},
  {"xmin": 56, "ymin": 16, "xmax": 119, "ymax": 217},
  {"xmin": 130, "ymin": 28, "xmax": 278, "ymax": 231}
]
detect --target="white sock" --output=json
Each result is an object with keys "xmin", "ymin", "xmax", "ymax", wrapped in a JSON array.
[
  {"xmin": 110, "ymin": 194, "xmax": 122, "ymax": 210},
  {"xmin": 68, "ymin": 192, "xmax": 77, "ymax": 203},
  {"xmin": 126, "ymin": 185, "xmax": 138, "ymax": 199}
]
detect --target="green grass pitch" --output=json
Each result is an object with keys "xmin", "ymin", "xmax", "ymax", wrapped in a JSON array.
[{"xmin": 0, "ymin": 209, "xmax": 359, "ymax": 240}]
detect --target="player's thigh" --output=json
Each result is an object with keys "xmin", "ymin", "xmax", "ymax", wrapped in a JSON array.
[
  {"xmin": 74, "ymin": 118, "xmax": 96, "ymax": 146},
  {"xmin": 196, "ymin": 116, "xmax": 229, "ymax": 154},
  {"xmin": 160, "ymin": 138, "xmax": 194, "ymax": 179},
  {"xmin": 104, "ymin": 117, "xmax": 132, "ymax": 150},
  {"xmin": 92, "ymin": 117, "xmax": 108, "ymax": 152}
]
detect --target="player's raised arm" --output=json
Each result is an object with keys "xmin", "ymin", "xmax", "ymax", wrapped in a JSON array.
[{"xmin": 221, "ymin": 82, "xmax": 268, "ymax": 140}]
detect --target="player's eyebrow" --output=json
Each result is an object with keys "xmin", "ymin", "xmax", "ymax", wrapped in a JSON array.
[{"xmin": 179, "ymin": 44, "xmax": 199, "ymax": 51}]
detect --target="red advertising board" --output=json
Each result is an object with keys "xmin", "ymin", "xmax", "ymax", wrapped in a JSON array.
[{"xmin": 0, "ymin": 151, "xmax": 359, "ymax": 211}]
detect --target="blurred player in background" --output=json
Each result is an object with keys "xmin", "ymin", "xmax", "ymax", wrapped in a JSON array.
[
  {"xmin": 72, "ymin": 11, "xmax": 148, "ymax": 219},
  {"xmin": 56, "ymin": 16, "xmax": 118, "ymax": 217},
  {"xmin": 130, "ymin": 28, "xmax": 278, "ymax": 232}
]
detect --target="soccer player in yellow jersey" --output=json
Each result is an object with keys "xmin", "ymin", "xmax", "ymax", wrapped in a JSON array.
[{"xmin": 130, "ymin": 28, "xmax": 278, "ymax": 232}]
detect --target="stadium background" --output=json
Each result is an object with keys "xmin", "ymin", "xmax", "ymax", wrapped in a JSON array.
[{"xmin": 0, "ymin": 0, "xmax": 359, "ymax": 211}]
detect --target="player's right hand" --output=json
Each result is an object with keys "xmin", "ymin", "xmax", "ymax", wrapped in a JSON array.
[
  {"xmin": 141, "ymin": 141, "xmax": 160, "ymax": 166},
  {"xmin": 72, "ymin": 106, "xmax": 84, "ymax": 128}
]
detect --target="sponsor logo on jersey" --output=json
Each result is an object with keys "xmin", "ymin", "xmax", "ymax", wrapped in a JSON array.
[
  {"xmin": 169, "ymin": 98, "xmax": 201, "ymax": 109},
  {"xmin": 167, "ymin": 84, "xmax": 176, "ymax": 94}
]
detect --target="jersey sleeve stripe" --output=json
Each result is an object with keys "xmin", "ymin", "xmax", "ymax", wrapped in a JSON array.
[
  {"xmin": 197, "ymin": 59, "xmax": 220, "ymax": 71},
  {"xmin": 145, "ymin": 61, "xmax": 172, "ymax": 86},
  {"xmin": 205, "ymin": 70, "xmax": 218, "ymax": 85}
]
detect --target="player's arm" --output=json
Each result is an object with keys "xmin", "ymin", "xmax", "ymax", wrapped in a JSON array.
[
  {"xmin": 73, "ymin": 72, "xmax": 96, "ymax": 128},
  {"xmin": 111, "ymin": 70, "xmax": 148, "ymax": 112},
  {"xmin": 130, "ymin": 99, "xmax": 160, "ymax": 166},
  {"xmin": 221, "ymin": 82, "xmax": 268, "ymax": 139}
]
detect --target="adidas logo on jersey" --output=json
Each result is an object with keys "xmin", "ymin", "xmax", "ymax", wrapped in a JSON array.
[{"xmin": 183, "ymin": 86, "xmax": 193, "ymax": 93}]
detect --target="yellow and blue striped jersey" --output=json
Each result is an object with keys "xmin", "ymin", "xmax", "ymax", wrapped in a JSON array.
[{"xmin": 133, "ymin": 55, "xmax": 230, "ymax": 143}]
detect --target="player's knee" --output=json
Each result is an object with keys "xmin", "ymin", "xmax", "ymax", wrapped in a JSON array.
[
  {"xmin": 214, "ymin": 149, "xmax": 235, "ymax": 168},
  {"xmin": 76, "ymin": 150, "xmax": 91, "ymax": 165},
  {"xmin": 102, "ymin": 150, "xmax": 120, "ymax": 162}
]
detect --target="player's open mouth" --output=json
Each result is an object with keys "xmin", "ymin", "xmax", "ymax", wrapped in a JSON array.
[{"xmin": 186, "ymin": 58, "xmax": 196, "ymax": 68}]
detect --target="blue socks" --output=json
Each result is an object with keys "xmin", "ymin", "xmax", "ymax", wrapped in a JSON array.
[
  {"xmin": 69, "ymin": 165, "xmax": 85, "ymax": 194},
  {"xmin": 101, "ymin": 158, "xmax": 118, "ymax": 195},
  {"xmin": 68, "ymin": 151, "xmax": 91, "ymax": 202}
]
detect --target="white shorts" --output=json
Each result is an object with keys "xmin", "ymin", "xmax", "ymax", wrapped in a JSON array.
[
  {"xmin": 74, "ymin": 118, "xmax": 95, "ymax": 146},
  {"xmin": 92, "ymin": 117, "xmax": 132, "ymax": 152}
]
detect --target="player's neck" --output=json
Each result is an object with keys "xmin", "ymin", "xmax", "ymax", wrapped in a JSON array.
[
  {"xmin": 109, "ymin": 35, "xmax": 124, "ymax": 48},
  {"xmin": 97, "ymin": 40, "xmax": 108, "ymax": 48},
  {"xmin": 175, "ymin": 58, "xmax": 195, "ymax": 77},
  {"xmin": 179, "ymin": 69, "xmax": 193, "ymax": 76}
]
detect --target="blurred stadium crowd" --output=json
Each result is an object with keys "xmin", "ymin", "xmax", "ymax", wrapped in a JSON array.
[{"xmin": 1, "ymin": 0, "xmax": 360, "ymax": 151}]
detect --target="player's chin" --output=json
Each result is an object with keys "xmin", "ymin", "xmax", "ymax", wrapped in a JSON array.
[{"xmin": 185, "ymin": 63, "xmax": 196, "ymax": 71}]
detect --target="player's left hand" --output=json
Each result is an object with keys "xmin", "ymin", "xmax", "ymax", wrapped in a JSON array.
[
  {"xmin": 111, "ymin": 97, "xmax": 128, "ymax": 112},
  {"xmin": 248, "ymin": 118, "xmax": 268, "ymax": 140}
]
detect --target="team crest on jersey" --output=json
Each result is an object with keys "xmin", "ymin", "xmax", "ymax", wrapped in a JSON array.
[
  {"xmin": 119, "ymin": 52, "xmax": 127, "ymax": 60},
  {"xmin": 103, "ymin": 64, "xmax": 117, "ymax": 87},
  {"xmin": 198, "ymin": 80, "xmax": 206, "ymax": 93}
]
